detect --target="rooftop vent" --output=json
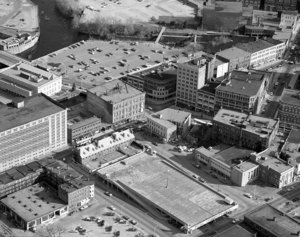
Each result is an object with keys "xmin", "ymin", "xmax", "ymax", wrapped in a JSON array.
[{"xmin": 12, "ymin": 99, "xmax": 24, "ymax": 108}]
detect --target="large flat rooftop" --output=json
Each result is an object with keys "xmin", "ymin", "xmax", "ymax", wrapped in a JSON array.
[
  {"xmin": 217, "ymin": 47, "xmax": 250, "ymax": 60},
  {"xmin": 214, "ymin": 146, "xmax": 254, "ymax": 166},
  {"xmin": 97, "ymin": 152, "xmax": 234, "ymax": 228},
  {"xmin": 216, "ymin": 71, "xmax": 265, "ymax": 97},
  {"xmin": 213, "ymin": 109, "xmax": 278, "ymax": 137},
  {"xmin": 0, "ymin": 94, "xmax": 65, "ymax": 133},
  {"xmin": 151, "ymin": 108, "xmax": 191, "ymax": 124},
  {"xmin": 88, "ymin": 79, "xmax": 144, "ymax": 104},
  {"xmin": 245, "ymin": 204, "xmax": 300, "ymax": 237},
  {"xmin": 236, "ymin": 39, "xmax": 279, "ymax": 53},
  {"xmin": 33, "ymin": 40, "xmax": 186, "ymax": 89},
  {"xmin": 280, "ymin": 89, "xmax": 300, "ymax": 107},
  {"xmin": 1, "ymin": 183, "xmax": 67, "ymax": 222},
  {"xmin": 1, "ymin": 63, "xmax": 59, "ymax": 88}
]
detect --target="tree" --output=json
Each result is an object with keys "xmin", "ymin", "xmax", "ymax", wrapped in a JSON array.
[{"xmin": 36, "ymin": 224, "xmax": 66, "ymax": 237}]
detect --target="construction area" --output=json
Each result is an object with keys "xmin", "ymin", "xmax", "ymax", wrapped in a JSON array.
[
  {"xmin": 78, "ymin": 0, "xmax": 195, "ymax": 24},
  {"xmin": 96, "ymin": 152, "xmax": 238, "ymax": 232},
  {"xmin": 32, "ymin": 40, "xmax": 186, "ymax": 89}
]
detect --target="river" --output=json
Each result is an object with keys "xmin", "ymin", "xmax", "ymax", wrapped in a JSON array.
[{"xmin": 28, "ymin": 0, "xmax": 88, "ymax": 60}]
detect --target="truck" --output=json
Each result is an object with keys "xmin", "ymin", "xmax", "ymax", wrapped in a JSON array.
[{"xmin": 224, "ymin": 197, "xmax": 234, "ymax": 205}]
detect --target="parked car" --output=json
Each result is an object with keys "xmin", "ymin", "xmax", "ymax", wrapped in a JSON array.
[
  {"xmin": 244, "ymin": 193, "xmax": 252, "ymax": 199},
  {"xmin": 108, "ymin": 206, "xmax": 116, "ymax": 211},
  {"xmin": 105, "ymin": 191, "xmax": 112, "ymax": 197},
  {"xmin": 130, "ymin": 219, "xmax": 137, "ymax": 225}
]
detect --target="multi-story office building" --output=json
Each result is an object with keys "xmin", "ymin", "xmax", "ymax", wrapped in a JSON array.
[
  {"xmin": 126, "ymin": 68, "xmax": 177, "ymax": 110},
  {"xmin": 280, "ymin": 11, "xmax": 298, "ymax": 29},
  {"xmin": 0, "ymin": 94, "xmax": 67, "ymax": 172},
  {"xmin": 196, "ymin": 83, "xmax": 219, "ymax": 114},
  {"xmin": 0, "ymin": 63, "xmax": 62, "ymax": 97},
  {"xmin": 236, "ymin": 39, "xmax": 286, "ymax": 67},
  {"xmin": 280, "ymin": 129, "xmax": 300, "ymax": 175},
  {"xmin": 176, "ymin": 56, "xmax": 214, "ymax": 109},
  {"xmin": 216, "ymin": 47, "xmax": 251, "ymax": 72},
  {"xmin": 215, "ymin": 71, "xmax": 267, "ymax": 114},
  {"xmin": 242, "ymin": 0, "xmax": 262, "ymax": 9},
  {"xmin": 146, "ymin": 108, "xmax": 191, "ymax": 141},
  {"xmin": 58, "ymin": 179, "xmax": 94, "ymax": 212},
  {"xmin": 278, "ymin": 89, "xmax": 300, "ymax": 131},
  {"xmin": 257, "ymin": 155, "xmax": 294, "ymax": 188},
  {"xmin": 264, "ymin": 0, "xmax": 298, "ymax": 11},
  {"xmin": 68, "ymin": 116, "xmax": 102, "ymax": 143},
  {"xmin": 213, "ymin": 109, "xmax": 279, "ymax": 151},
  {"xmin": 87, "ymin": 80, "xmax": 145, "ymax": 124}
]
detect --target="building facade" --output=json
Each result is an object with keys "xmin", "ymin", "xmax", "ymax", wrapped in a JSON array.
[
  {"xmin": 242, "ymin": 0, "xmax": 262, "ymax": 9},
  {"xmin": 231, "ymin": 161, "xmax": 260, "ymax": 186},
  {"xmin": 176, "ymin": 56, "xmax": 214, "ymax": 110},
  {"xmin": 126, "ymin": 69, "xmax": 177, "ymax": 110},
  {"xmin": 75, "ymin": 129, "xmax": 135, "ymax": 163},
  {"xmin": 67, "ymin": 116, "xmax": 102, "ymax": 143},
  {"xmin": 213, "ymin": 109, "xmax": 279, "ymax": 151},
  {"xmin": 0, "ymin": 63, "xmax": 62, "ymax": 97},
  {"xmin": 215, "ymin": 71, "xmax": 268, "ymax": 114},
  {"xmin": 0, "ymin": 94, "xmax": 67, "ymax": 172},
  {"xmin": 236, "ymin": 39, "xmax": 286, "ymax": 67},
  {"xmin": 216, "ymin": 47, "xmax": 251, "ymax": 72},
  {"xmin": 58, "ymin": 180, "xmax": 94, "ymax": 212},
  {"xmin": 280, "ymin": 11, "xmax": 298, "ymax": 29},
  {"xmin": 264, "ymin": 0, "xmax": 298, "ymax": 11},
  {"xmin": 146, "ymin": 108, "xmax": 191, "ymax": 141},
  {"xmin": 277, "ymin": 89, "xmax": 300, "ymax": 132},
  {"xmin": 196, "ymin": 83, "xmax": 219, "ymax": 114},
  {"xmin": 87, "ymin": 80, "xmax": 145, "ymax": 124}
]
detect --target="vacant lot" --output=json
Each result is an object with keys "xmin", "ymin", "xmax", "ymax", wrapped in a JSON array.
[{"xmin": 79, "ymin": 0, "xmax": 195, "ymax": 24}]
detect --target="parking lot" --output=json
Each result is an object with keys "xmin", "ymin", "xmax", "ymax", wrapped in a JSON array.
[{"xmin": 33, "ymin": 40, "xmax": 186, "ymax": 89}]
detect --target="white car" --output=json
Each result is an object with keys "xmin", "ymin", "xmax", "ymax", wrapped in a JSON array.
[{"xmin": 244, "ymin": 193, "xmax": 252, "ymax": 199}]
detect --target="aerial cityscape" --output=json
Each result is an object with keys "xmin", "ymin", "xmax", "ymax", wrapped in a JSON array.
[{"xmin": 0, "ymin": 0, "xmax": 300, "ymax": 236}]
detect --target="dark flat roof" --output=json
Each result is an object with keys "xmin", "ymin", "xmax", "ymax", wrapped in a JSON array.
[
  {"xmin": 245, "ymin": 204, "xmax": 300, "ymax": 237},
  {"xmin": 1, "ymin": 183, "xmax": 66, "ymax": 222},
  {"xmin": 199, "ymin": 83, "xmax": 220, "ymax": 94},
  {"xmin": 216, "ymin": 71, "xmax": 265, "ymax": 97},
  {"xmin": 216, "ymin": 225, "xmax": 255, "ymax": 237},
  {"xmin": 236, "ymin": 39, "xmax": 279, "ymax": 53},
  {"xmin": 88, "ymin": 79, "xmax": 144, "ymax": 104},
  {"xmin": 280, "ymin": 89, "xmax": 300, "ymax": 106},
  {"xmin": 0, "ymin": 94, "xmax": 65, "ymax": 133}
]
